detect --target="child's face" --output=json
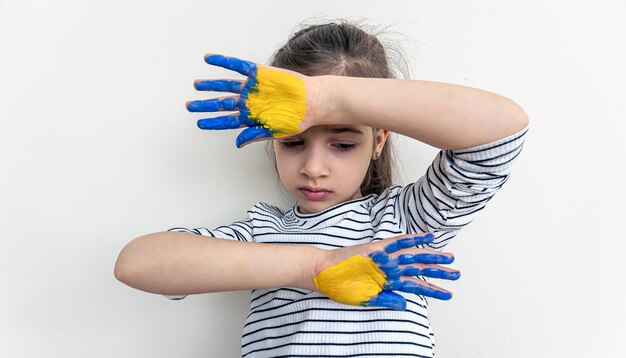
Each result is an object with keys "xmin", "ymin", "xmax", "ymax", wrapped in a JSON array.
[{"xmin": 273, "ymin": 125, "xmax": 386, "ymax": 214}]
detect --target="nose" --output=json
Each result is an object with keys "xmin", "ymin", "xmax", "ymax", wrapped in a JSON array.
[{"xmin": 300, "ymin": 145, "xmax": 330, "ymax": 179}]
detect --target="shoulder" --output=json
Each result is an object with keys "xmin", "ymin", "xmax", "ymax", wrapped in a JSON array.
[
  {"xmin": 248, "ymin": 202, "xmax": 285, "ymax": 216},
  {"xmin": 366, "ymin": 185, "xmax": 407, "ymax": 224},
  {"xmin": 368, "ymin": 185, "xmax": 403, "ymax": 209},
  {"xmin": 247, "ymin": 202, "xmax": 286, "ymax": 219}
]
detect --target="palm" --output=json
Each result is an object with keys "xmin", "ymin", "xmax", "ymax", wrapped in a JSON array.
[
  {"xmin": 314, "ymin": 233, "xmax": 460, "ymax": 310},
  {"xmin": 187, "ymin": 54, "xmax": 310, "ymax": 148}
]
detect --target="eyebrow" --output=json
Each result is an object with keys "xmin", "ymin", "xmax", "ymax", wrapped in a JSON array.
[{"xmin": 325, "ymin": 127, "xmax": 364, "ymax": 135}]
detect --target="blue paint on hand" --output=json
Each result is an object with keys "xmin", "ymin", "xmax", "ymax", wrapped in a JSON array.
[
  {"xmin": 384, "ymin": 233, "xmax": 434, "ymax": 253},
  {"xmin": 198, "ymin": 116, "xmax": 242, "ymax": 130},
  {"xmin": 402, "ymin": 267, "xmax": 461, "ymax": 280},
  {"xmin": 398, "ymin": 253, "xmax": 454, "ymax": 265},
  {"xmin": 235, "ymin": 126, "xmax": 273, "ymax": 148},
  {"xmin": 385, "ymin": 281, "xmax": 452, "ymax": 300},
  {"xmin": 367, "ymin": 232, "xmax": 459, "ymax": 301},
  {"xmin": 194, "ymin": 80, "xmax": 242, "ymax": 92},
  {"xmin": 187, "ymin": 97, "xmax": 239, "ymax": 112},
  {"xmin": 370, "ymin": 251, "xmax": 390, "ymax": 265},
  {"xmin": 377, "ymin": 260, "xmax": 403, "ymax": 280},
  {"xmin": 205, "ymin": 54, "xmax": 256, "ymax": 76},
  {"xmin": 190, "ymin": 54, "xmax": 270, "ymax": 148},
  {"xmin": 365, "ymin": 290, "xmax": 406, "ymax": 311},
  {"xmin": 383, "ymin": 280, "xmax": 404, "ymax": 291}
]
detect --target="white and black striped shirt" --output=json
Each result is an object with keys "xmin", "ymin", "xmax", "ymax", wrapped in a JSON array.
[{"xmin": 167, "ymin": 127, "xmax": 528, "ymax": 357}]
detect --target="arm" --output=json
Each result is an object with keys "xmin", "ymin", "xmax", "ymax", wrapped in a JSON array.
[
  {"xmin": 114, "ymin": 231, "xmax": 320, "ymax": 295},
  {"xmin": 316, "ymin": 76, "xmax": 529, "ymax": 149},
  {"xmin": 187, "ymin": 54, "xmax": 527, "ymax": 148},
  {"xmin": 313, "ymin": 77, "xmax": 529, "ymax": 247},
  {"xmin": 306, "ymin": 73, "xmax": 529, "ymax": 250},
  {"xmin": 115, "ymin": 231, "xmax": 459, "ymax": 309}
]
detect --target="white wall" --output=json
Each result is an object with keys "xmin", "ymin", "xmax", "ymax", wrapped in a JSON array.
[{"xmin": 1, "ymin": 0, "xmax": 625, "ymax": 356}]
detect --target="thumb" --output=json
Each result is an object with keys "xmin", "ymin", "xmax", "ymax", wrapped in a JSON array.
[
  {"xmin": 365, "ymin": 290, "xmax": 406, "ymax": 311},
  {"xmin": 236, "ymin": 126, "xmax": 273, "ymax": 148}
]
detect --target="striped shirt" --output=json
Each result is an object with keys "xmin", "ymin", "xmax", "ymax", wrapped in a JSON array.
[{"xmin": 167, "ymin": 127, "xmax": 528, "ymax": 357}]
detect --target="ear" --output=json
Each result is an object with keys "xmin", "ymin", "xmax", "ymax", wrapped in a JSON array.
[{"xmin": 372, "ymin": 129, "xmax": 389, "ymax": 159}]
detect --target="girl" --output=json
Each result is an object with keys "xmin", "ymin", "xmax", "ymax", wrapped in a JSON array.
[{"xmin": 115, "ymin": 21, "xmax": 528, "ymax": 357}]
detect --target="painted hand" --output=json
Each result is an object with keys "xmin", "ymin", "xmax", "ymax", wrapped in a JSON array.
[
  {"xmin": 313, "ymin": 233, "xmax": 460, "ymax": 311},
  {"xmin": 186, "ymin": 54, "xmax": 308, "ymax": 148}
]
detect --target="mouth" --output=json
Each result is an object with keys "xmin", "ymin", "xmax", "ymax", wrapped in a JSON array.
[{"xmin": 298, "ymin": 186, "xmax": 332, "ymax": 201}]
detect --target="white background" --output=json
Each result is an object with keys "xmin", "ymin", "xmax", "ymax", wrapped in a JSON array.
[{"xmin": 1, "ymin": 0, "xmax": 625, "ymax": 357}]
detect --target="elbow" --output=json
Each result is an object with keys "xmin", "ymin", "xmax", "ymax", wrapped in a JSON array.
[
  {"xmin": 114, "ymin": 251, "xmax": 131, "ymax": 285},
  {"xmin": 114, "ymin": 239, "xmax": 142, "ymax": 286},
  {"xmin": 114, "ymin": 233, "xmax": 170, "ymax": 293},
  {"xmin": 517, "ymin": 106, "xmax": 530, "ymax": 129},
  {"xmin": 510, "ymin": 99, "xmax": 529, "ymax": 130}
]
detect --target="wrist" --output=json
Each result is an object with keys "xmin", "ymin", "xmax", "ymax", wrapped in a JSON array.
[
  {"xmin": 308, "ymin": 244, "xmax": 366, "ymax": 292},
  {"xmin": 306, "ymin": 75, "xmax": 347, "ymax": 126},
  {"xmin": 299, "ymin": 246, "xmax": 331, "ymax": 292}
]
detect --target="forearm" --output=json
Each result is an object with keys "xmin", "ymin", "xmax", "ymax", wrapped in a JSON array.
[
  {"xmin": 320, "ymin": 76, "xmax": 528, "ymax": 149},
  {"xmin": 114, "ymin": 232, "xmax": 321, "ymax": 295}
]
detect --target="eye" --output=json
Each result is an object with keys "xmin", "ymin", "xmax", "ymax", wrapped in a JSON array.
[
  {"xmin": 332, "ymin": 142, "xmax": 356, "ymax": 151},
  {"xmin": 279, "ymin": 140, "xmax": 304, "ymax": 149}
]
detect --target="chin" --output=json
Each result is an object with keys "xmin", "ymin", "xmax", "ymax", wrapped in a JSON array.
[{"xmin": 297, "ymin": 201, "xmax": 334, "ymax": 214}]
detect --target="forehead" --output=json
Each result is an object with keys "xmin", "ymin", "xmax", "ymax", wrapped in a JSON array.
[{"xmin": 301, "ymin": 125, "xmax": 371, "ymax": 137}]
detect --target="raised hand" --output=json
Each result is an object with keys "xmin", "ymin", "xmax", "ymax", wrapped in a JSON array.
[
  {"xmin": 187, "ymin": 54, "xmax": 310, "ymax": 148},
  {"xmin": 313, "ymin": 233, "xmax": 460, "ymax": 311}
]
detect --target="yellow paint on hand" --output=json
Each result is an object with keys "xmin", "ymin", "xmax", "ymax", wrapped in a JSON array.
[
  {"xmin": 247, "ymin": 66, "xmax": 307, "ymax": 137},
  {"xmin": 313, "ymin": 255, "xmax": 387, "ymax": 306}
]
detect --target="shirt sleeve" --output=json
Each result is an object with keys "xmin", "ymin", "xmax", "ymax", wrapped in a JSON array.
[
  {"xmin": 167, "ymin": 218, "xmax": 254, "ymax": 242},
  {"xmin": 400, "ymin": 126, "xmax": 528, "ymax": 249},
  {"xmin": 162, "ymin": 218, "xmax": 254, "ymax": 300}
]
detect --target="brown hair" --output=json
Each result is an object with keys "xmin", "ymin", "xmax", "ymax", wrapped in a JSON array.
[{"xmin": 268, "ymin": 20, "xmax": 408, "ymax": 196}]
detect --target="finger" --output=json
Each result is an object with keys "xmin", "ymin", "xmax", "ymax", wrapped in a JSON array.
[
  {"xmin": 365, "ymin": 290, "xmax": 406, "ymax": 311},
  {"xmin": 384, "ymin": 233, "xmax": 434, "ymax": 254},
  {"xmin": 370, "ymin": 251, "xmax": 401, "ymax": 279},
  {"xmin": 204, "ymin": 54, "xmax": 257, "ymax": 76},
  {"xmin": 197, "ymin": 115, "xmax": 242, "ymax": 130},
  {"xmin": 193, "ymin": 79, "xmax": 244, "ymax": 93},
  {"xmin": 369, "ymin": 251, "xmax": 390, "ymax": 265},
  {"xmin": 236, "ymin": 126, "xmax": 273, "ymax": 148},
  {"xmin": 401, "ymin": 265, "xmax": 461, "ymax": 281},
  {"xmin": 386, "ymin": 278, "xmax": 453, "ymax": 300},
  {"xmin": 397, "ymin": 252, "xmax": 454, "ymax": 265},
  {"xmin": 186, "ymin": 97, "xmax": 241, "ymax": 112}
]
